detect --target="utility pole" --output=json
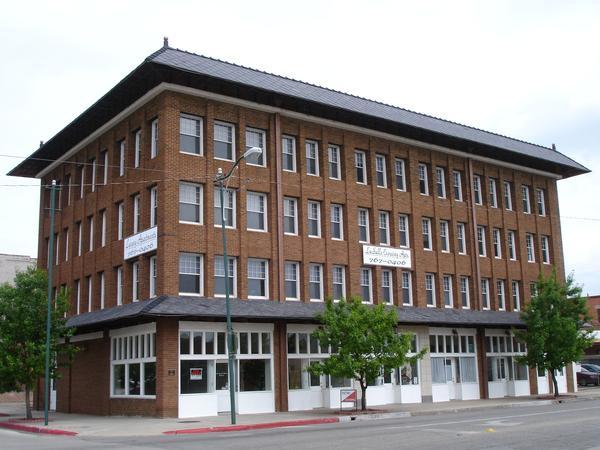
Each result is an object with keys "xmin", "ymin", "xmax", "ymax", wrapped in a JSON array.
[{"xmin": 44, "ymin": 180, "xmax": 57, "ymax": 426}]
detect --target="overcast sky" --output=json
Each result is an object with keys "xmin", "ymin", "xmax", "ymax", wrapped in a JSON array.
[{"xmin": 1, "ymin": 0, "xmax": 598, "ymax": 294}]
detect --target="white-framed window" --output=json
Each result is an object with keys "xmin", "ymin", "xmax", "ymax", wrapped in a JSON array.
[
  {"xmin": 282, "ymin": 135, "xmax": 296, "ymax": 172},
  {"xmin": 522, "ymin": 185, "xmax": 531, "ymax": 214},
  {"xmin": 91, "ymin": 157, "xmax": 96, "ymax": 193},
  {"xmin": 360, "ymin": 267, "xmax": 373, "ymax": 304},
  {"xmin": 134, "ymin": 129, "xmax": 142, "ymax": 168},
  {"xmin": 378, "ymin": 211, "xmax": 390, "ymax": 245},
  {"xmin": 75, "ymin": 279, "xmax": 81, "ymax": 314},
  {"xmin": 179, "ymin": 182, "xmax": 202, "ymax": 224},
  {"xmin": 481, "ymin": 278, "xmax": 490, "ymax": 309},
  {"xmin": 119, "ymin": 140, "xmax": 126, "ymax": 176},
  {"xmin": 422, "ymin": 217, "xmax": 432, "ymax": 251},
  {"xmin": 133, "ymin": 194, "xmax": 140, "ymax": 234},
  {"xmin": 180, "ymin": 114, "xmax": 203, "ymax": 155},
  {"xmin": 398, "ymin": 214, "xmax": 409, "ymax": 248},
  {"xmin": 149, "ymin": 256, "xmax": 157, "ymax": 297},
  {"xmin": 512, "ymin": 280, "xmax": 521, "ymax": 311},
  {"xmin": 245, "ymin": 127, "xmax": 266, "ymax": 166},
  {"xmin": 307, "ymin": 200, "xmax": 321, "ymax": 238},
  {"xmin": 536, "ymin": 189, "xmax": 546, "ymax": 216},
  {"xmin": 492, "ymin": 228, "xmax": 502, "ymax": 258},
  {"xmin": 214, "ymin": 188, "xmax": 236, "ymax": 228},
  {"xmin": 247, "ymin": 192, "xmax": 267, "ymax": 232},
  {"xmin": 116, "ymin": 266, "xmax": 123, "ymax": 306},
  {"xmin": 526, "ymin": 233, "xmax": 535, "ymax": 262},
  {"xmin": 305, "ymin": 140, "xmax": 319, "ymax": 176},
  {"xmin": 443, "ymin": 275, "xmax": 453, "ymax": 308},
  {"xmin": 401, "ymin": 271, "xmax": 412, "ymax": 306},
  {"xmin": 473, "ymin": 175, "xmax": 482, "ymax": 205},
  {"xmin": 508, "ymin": 230, "xmax": 517, "ymax": 260},
  {"xmin": 179, "ymin": 253, "xmax": 203, "ymax": 296},
  {"xmin": 418, "ymin": 163, "xmax": 429, "ymax": 195},
  {"xmin": 332, "ymin": 265, "xmax": 346, "ymax": 301},
  {"xmin": 460, "ymin": 276, "xmax": 470, "ymax": 309},
  {"xmin": 395, "ymin": 158, "xmax": 406, "ymax": 191},
  {"xmin": 309, "ymin": 263, "xmax": 324, "ymax": 301},
  {"xmin": 497, "ymin": 279, "xmax": 506, "ymax": 310},
  {"xmin": 150, "ymin": 118, "xmax": 159, "ymax": 159},
  {"xmin": 214, "ymin": 256, "xmax": 236, "ymax": 298},
  {"xmin": 101, "ymin": 210, "xmax": 107, "ymax": 247},
  {"xmin": 77, "ymin": 221, "xmax": 82, "ymax": 256},
  {"xmin": 117, "ymin": 202, "xmax": 124, "ymax": 240},
  {"xmin": 99, "ymin": 271, "xmax": 105, "ymax": 309},
  {"xmin": 102, "ymin": 150, "xmax": 108, "ymax": 186},
  {"xmin": 150, "ymin": 186, "xmax": 158, "ymax": 228},
  {"xmin": 64, "ymin": 228, "xmax": 69, "ymax": 262},
  {"xmin": 504, "ymin": 181, "xmax": 513, "ymax": 210},
  {"xmin": 457, "ymin": 222, "xmax": 466, "ymax": 255},
  {"xmin": 328, "ymin": 145, "xmax": 341, "ymax": 180},
  {"xmin": 435, "ymin": 167, "xmax": 446, "ymax": 198},
  {"xmin": 381, "ymin": 269, "xmax": 393, "ymax": 304},
  {"xmin": 285, "ymin": 261, "xmax": 300, "ymax": 300},
  {"xmin": 358, "ymin": 208, "xmax": 370, "ymax": 243},
  {"xmin": 331, "ymin": 204, "xmax": 344, "ymax": 240},
  {"xmin": 453, "ymin": 170, "xmax": 463, "ymax": 201},
  {"xmin": 87, "ymin": 275, "xmax": 92, "ymax": 312},
  {"xmin": 214, "ymin": 121, "xmax": 235, "ymax": 161},
  {"xmin": 80, "ymin": 165, "xmax": 85, "ymax": 199},
  {"xmin": 283, "ymin": 197, "xmax": 298, "ymax": 235},
  {"xmin": 132, "ymin": 261, "xmax": 139, "ymax": 302},
  {"xmin": 439, "ymin": 220, "xmax": 450, "ymax": 253},
  {"xmin": 355, "ymin": 150, "xmax": 367, "ymax": 184},
  {"xmin": 541, "ymin": 235, "xmax": 551, "ymax": 264},
  {"xmin": 88, "ymin": 215, "xmax": 94, "ymax": 252},
  {"xmin": 425, "ymin": 273, "xmax": 436, "ymax": 307},
  {"xmin": 247, "ymin": 258, "xmax": 268, "ymax": 299},
  {"xmin": 489, "ymin": 178, "xmax": 498, "ymax": 208},
  {"xmin": 375, "ymin": 154, "xmax": 387, "ymax": 187},
  {"xmin": 110, "ymin": 323, "xmax": 156, "ymax": 398},
  {"xmin": 477, "ymin": 225, "xmax": 486, "ymax": 257}
]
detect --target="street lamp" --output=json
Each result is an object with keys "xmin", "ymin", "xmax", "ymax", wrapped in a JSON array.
[{"xmin": 215, "ymin": 146, "xmax": 262, "ymax": 425}]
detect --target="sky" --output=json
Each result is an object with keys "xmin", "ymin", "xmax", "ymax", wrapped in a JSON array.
[{"xmin": 0, "ymin": 0, "xmax": 598, "ymax": 293}]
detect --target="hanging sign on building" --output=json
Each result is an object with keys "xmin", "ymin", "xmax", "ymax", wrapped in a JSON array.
[
  {"xmin": 190, "ymin": 368, "xmax": 203, "ymax": 381},
  {"xmin": 124, "ymin": 226, "xmax": 158, "ymax": 260},
  {"xmin": 362, "ymin": 245, "xmax": 412, "ymax": 268}
]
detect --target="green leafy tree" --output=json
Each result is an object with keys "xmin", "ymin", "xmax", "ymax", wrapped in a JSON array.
[
  {"xmin": 309, "ymin": 297, "xmax": 426, "ymax": 410},
  {"xmin": 0, "ymin": 268, "xmax": 76, "ymax": 418},
  {"xmin": 516, "ymin": 270, "xmax": 593, "ymax": 397}
]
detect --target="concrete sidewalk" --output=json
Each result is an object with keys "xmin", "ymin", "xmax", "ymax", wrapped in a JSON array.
[{"xmin": 2, "ymin": 388, "xmax": 600, "ymax": 438}]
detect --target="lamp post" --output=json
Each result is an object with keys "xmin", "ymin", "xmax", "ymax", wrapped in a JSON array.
[{"xmin": 215, "ymin": 146, "xmax": 262, "ymax": 425}]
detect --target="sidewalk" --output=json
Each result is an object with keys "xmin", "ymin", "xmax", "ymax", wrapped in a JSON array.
[{"xmin": 2, "ymin": 388, "xmax": 599, "ymax": 438}]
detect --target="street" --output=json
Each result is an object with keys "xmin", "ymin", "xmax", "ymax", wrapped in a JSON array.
[{"xmin": 3, "ymin": 400, "xmax": 600, "ymax": 449}]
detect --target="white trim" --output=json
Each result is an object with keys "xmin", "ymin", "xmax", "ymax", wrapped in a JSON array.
[
  {"xmin": 70, "ymin": 331, "xmax": 104, "ymax": 343},
  {"xmin": 109, "ymin": 322, "xmax": 156, "ymax": 337}
]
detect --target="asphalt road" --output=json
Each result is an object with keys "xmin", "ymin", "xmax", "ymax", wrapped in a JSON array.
[{"xmin": 3, "ymin": 400, "xmax": 600, "ymax": 450}]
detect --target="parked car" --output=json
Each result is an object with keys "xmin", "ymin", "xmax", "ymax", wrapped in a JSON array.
[
  {"xmin": 577, "ymin": 366, "xmax": 600, "ymax": 386},
  {"xmin": 582, "ymin": 363, "xmax": 600, "ymax": 373}
]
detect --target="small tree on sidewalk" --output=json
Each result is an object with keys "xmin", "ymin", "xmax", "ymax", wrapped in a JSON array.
[
  {"xmin": 0, "ymin": 268, "xmax": 76, "ymax": 419},
  {"xmin": 516, "ymin": 270, "xmax": 593, "ymax": 397},
  {"xmin": 308, "ymin": 297, "xmax": 425, "ymax": 411}
]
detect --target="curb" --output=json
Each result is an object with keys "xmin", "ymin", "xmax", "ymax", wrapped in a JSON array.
[
  {"xmin": 164, "ymin": 417, "xmax": 339, "ymax": 435},
  {"xmin": 0, "ymin": 421, "xmax": 78, "ymax": 436},
  {"xmin": 339, "ymin": 411, "xmax": 411, "ymax": 422}
]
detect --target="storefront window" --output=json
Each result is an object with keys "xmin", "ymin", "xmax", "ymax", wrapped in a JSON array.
[
  {"xmin": 113, "ymin": 364, "xmax": 125, "ymax": 395},
  {"xmin": 144, "ymin": 362, "xmax": 156, "ymax": 395},
  {"xmin": 330, "ymin": 376, "xmax": 352, "ymax": 388},
  {"xmin": 288, "ymin": 358, "xmax": 303, "ymax": 390},
  {"xmin": 431, "ymin": 357, "xmax": 446, "ymax": 384},
  {"xmin": 111, "ymin": 325, "xmax": 156, "ymax": 397},
  {"xmin": 400, "ymin": 361, "xmax": 419, "ymax": 385},
  {"xmin": 240, "ymin": 359, "xmax": 271, "ymax": 391},
  {"xmin": 181, "ymin": 359, "xmax": 214, "ymax": 394},
  {"xmin": 128, "ymin": 363, "xmax": 141, "ymax": 395}
]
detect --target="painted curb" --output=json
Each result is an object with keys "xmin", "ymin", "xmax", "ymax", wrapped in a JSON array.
[
  {"xmin": 338, "ymin": 411, "xmax": 411, "ymax": 422},
  {"xmin": 163, "ymin": 417, "xmax": 339, "ymax": 435},
  {"xmin": 0, "ymin": 421, "xmax": 78, "ymax": 436}
]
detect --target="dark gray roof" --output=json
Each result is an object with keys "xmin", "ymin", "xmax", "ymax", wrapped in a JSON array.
[{"xmin": 66, "ymin": 296, "xmax": 523, "ymax": 329}]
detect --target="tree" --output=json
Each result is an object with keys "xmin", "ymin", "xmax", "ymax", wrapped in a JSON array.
[
  {"xmin": 516, "ymin": 270, "xmax": 593, "ymax": 398},
  {"xmin": 308, "ymin": 297, "xmax": 425, "ymax": 410},
  {"xmin": 0, "ymin": 268, "xmax": 76, "ymax": 419}
]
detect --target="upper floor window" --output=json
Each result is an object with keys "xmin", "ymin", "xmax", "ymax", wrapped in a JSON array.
[
  {"xmin": 102, "ymin": 150, "xmax": 109, "ymax": 186},
  {"xmin": 507, "ymin": 230, "xmax": 517, "ymax": 260},
  {"xmin": 497, "ymin": 280, "xmax": 506, "ymax": 310},
  {"xmin": 381, "ymin": 269, "xmax": 393, "ymax": 304},
  {"xmin": 247, "ymin": 192, "xmax": 267, "ymax": 232},
  {"xmin": 101, "ymin": 210, "xmax": 107, "ymax": 247},
  {"xmin": 439, "ymin": 220, "xmax": 449, "ymax": 253},
  {"xmin": 418, "ymin": 163, "xmax": 429, "ymax": 195},
  {"xmin": 401, "ymin": 272, "xmax": 412, "ymax": 306},
  {"xmin": 360, "ymin": 267, "xmax": 373, "ymax": 303},
  {"xmin": 375, "ymin": 154, "xmax": 387, "ymax": 187},
  {"xmin": 150, "ymin": 118, "xmax": 159, "ymax": 159},
  {"xmin": 117, "ymin": 202, "xmax": 125, "ymax": 240},
  {"xmin": 90, "ymin": 157, "xmax": 97, "ymax": 193},
  {"xmin": 282, "ymin": 135, "xmax": 296, "ymax": 172},
  {"xmin": 331, "ymin": 204, "xmax": 344, "ymax": 240},
  {"xmin": 134, "ymin": 129, "xmax": 142, "ymax": 168},
  {"xmin": 283, "ymin": 197, "xmax": 298, "ymax": 235},
  {"xmin": 149, "ymin": 256, "xmax": 157, "ymax": 298},
  {"xmin": 355, "ymin": 150, "xmax": 367, "ymax": 184},
  {"xmin": 358, "ymin": 208, "xmax": 370, "ymax": 243},
  {"xmin": 214, "ymin": 121, "xmax": 235, "ymax": 161},
  {"xmin": 245, "ymin": 127, "xmax": 266, "ymax": 166},
  {"xmin": 460, "ymin": 276, "xmax": 470, "ymax": 309},
  {"xmin": 457, "ymin": 222, "xmax": 466, "ymax": 255},
  {"xmin": 536, "ymin": 188, "xmax": 546, "ymax": 216},
  {"xmin": 328, "ymin": 145, "xmax": 341, "ymax": 180},
  {"xmin": 443, "ymin": 275, "xmax": 453, "ymax": 308},
  {"xmin": 489, "ymin": 178, "xmax": 498, "ymax": 208},
  {"xmin": 118, "ymin": 140, "xmax": 126, "ymax": 176},
  {"xmin": 492, "ymin": 228, "xmax": 502, "ymax": 258},
  {"xmin": 395, "ymin": 158, "xmax": 406, "ymax": 191},
  {"xmin": 179, "ymin": 182, "xmax": 203, "ymax": 224},
  {"xmin": 477, "ymin": 225, "xmax": 486, "ymax": 256},
  {"xmin": 180, "ymin": 115, "xmax": 202, "ymax": 155},
  {"xmin": 378, "ymin": 211, "xmax": 390, "ymax": 246},
  {"xmin": 398, "ymin": 214, "xmax": 409, "ymax": 248},
  {"xmin": 512, "ymin": 281, "xmax": 521, "ymax": 311},
  {"xmin": 247, "ymin": 258, "xmax": 268, "ymax": 299},
  {"xmin": 473, "ymin": 175, "xmax": 482, "ymax": 205},
  {"xmin": 522, "ymin": 185, "xmax": 531, "ymax": 214},
  {"xmin": 150, "ymin": 187, "xmax": 158, "ymax": 228},
  {"xmin": 526, "ymin": 233, "xmax": 535, "ymax": 262},
  {"xmin": 306, "ymin": 140, "xmax": 319, "ymax": 176},
  {"xmin": 132, "ymin": 262, "xmax": 139, "ymax": 302},
  {"xmin": 100, "ymin": 272, "xmax": 106, "ymax": 308},
  {"xmin": 116, "ymin": 266, "xmax": 123, "ymax": 306},
  {"xmin": 179, "ymin": 252, "xmax": 203, "ymax": 295},
  {"xmin": 284, "ymin": 261, "xmax": 300, "ymax": 301},
  {"xmin": 307, "ymin": 200, "xmax": 321, "ymax": 238},
  {"xmin": 79, "ymin": 165, "xmax": 85, "ymax": 199},
  {"xmin": 503, "ymin": 181, "xmax": 513, "ymax": 210},
  {"xmin": 332, "ymin": 265, "xmax": 346, "ymax": 301},
  {"xmin": 425, "ymin": 273, "xmax": 436, "ymax": 307},
  {"xmin": 481, "ymin": 278, "xmax": 490, "ymax": 309},
  {"xmin": 133, "ymin": 194, "xmax": 141, "ymax": 234},
  {"xmin": 88, "ymin": 215, "xmax": 94, "ymax": 252},
  {"xmin": 214, "ymin": 188, "xmax": 236, "ymax": 228},
  {"xmin": 452, "ymin": 170, "xmax": 463, "ymax": 201},
  {"xmin": 435, "ymin": 167, "xmax": 446, "ymax": 198},
  {"xmin": 422, "ymin": 217, "xmax": 432, "ymax": 250},
  {"xmin": 541, "ymin": 235, "xmax": 551, "ymax": 264},
  {"xmin": 214, "ymin": 256, "xmax": 236, "ymax": 297},
  {"xmin": 309, "ymin": 263, "xmax": 324, "ymax": 301}
]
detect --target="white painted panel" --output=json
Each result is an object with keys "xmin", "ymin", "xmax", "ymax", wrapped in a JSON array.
[
  {"xmin": 488, "ymin": 381, "xmax": 508, "ymax": 398},
  {"xmin": 432, "ymin": 384, "xmax": 450, "ymax": 402},
  {"xmin": 179, "ymin": 393, "xmax": 218, "ymax": 418},
  {"xmin": 237, "ymin": 391, "xmax": 274, "ymax": 414}
]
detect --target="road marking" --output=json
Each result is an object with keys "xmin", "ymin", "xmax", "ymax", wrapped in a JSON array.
[{"xmin": 483, "ymin": 420, "xmax": 522, "ymax": 427}]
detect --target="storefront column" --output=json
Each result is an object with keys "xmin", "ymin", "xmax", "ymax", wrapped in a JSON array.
[
  {"xmin": 528, "ymin": 367, "xmax": 539, "ymax": 395},
  {"xmin": 476, "ymin": 328, "xmax": 488, "ymax": 399},
  {"xmin": 156, "ymin": 317, "xmax": 179, "ymax": 417},
  {"xmin": 566, "ymin": 362, "xmax": 576, "ymax": 393},
  {"xmin": 274, "ymin": 321, "xmax": 288, "ymax": 412}
]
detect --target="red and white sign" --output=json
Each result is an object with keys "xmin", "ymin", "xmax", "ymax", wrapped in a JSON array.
[
  {"xmin": 340, "ymin": 388, "xmax": 357, "ymax": 403},
  {"xmin": 190, "ymin": 368, "xmax": 203, "ymax": 381}
]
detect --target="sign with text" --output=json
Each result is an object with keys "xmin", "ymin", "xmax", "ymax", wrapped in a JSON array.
[
  {"xmin": 362, "ymin": 245, "xmax": 412, "ymax": 268},
  {"xmin": 190, "ymin": 368, "xmax": 203, "ymax": 381},
  {"xmin": 340, "ymin": 388, "xmax": 357, "ymax": 411},
  {"xmin": 124, "ymin": 226, "xmax": 158, "ymax": 260}
]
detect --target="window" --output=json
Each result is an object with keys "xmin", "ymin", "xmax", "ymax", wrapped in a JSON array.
[
  {"xmin": 497, "ymin": 280, "xmax": 506, "ymax": 310},
  {"xmin": 309, "ymin": 264, "xmax": 323, "ymax": 301},
  {"xmin": 379, "ymin": 211, "xmax": 390, "ymax": 245},
  {"xmin": 536, "ymin": 189, "xmax": 546, "ymax": 216},
  {"xmin": 457, "ymin": 222, "xmax": 466, "ymax": 254},
  {"xmin": 512, "ymin": 281, "xmax": 521, "ymax": 311},
  {"xmin": 453, "ymin": 170, "xmax": 463, "ymax": 201},
  {"xmin": 65, "ymin": 174, "xmax": 71, "ymax": 206},
  {"xmin": 117, "ymin": 202, "xmax": 124, "ymax": 240},
  {"xmin": 332, "ymin": 265, "xmax": 346, "ymax": 301},
  {"xmin": 134, "ymin": 129, "xmax": 141, "ymax": 168},
  {"xmin": 118, "ymin": 140, "xmax": 126, "ymax": 176},
  {"xmin": 247, "ymin": 192, "xmax": 267, "ymax": 231},
  {"xmin": 481, "ymin": 278, "xmax": 490, "ymax": 309},
  {"xmin": 64, "ymin": 228, "xmax": 69, "ymax": 261},
  {"xmin": 102, "ymin": 150, "xmax": 108, "ymax": 186},
  {"xmin": 307, "ymin": 200, "xmax": 321, "ymax": 237},
  {"xmin": 504, "ymin": 181, "xmax": 513, "ymax": 210},
  {"xmin": 116, "ymin": 266, "xmax": 123, "ymax": 306},
  {"xmin": 477, "ymin": 225, "xmax": 486, "ymax": 257},
  {"xmin": 179, "ymin": 182, "xmax": 202, "ymax": 224},
  {"xmin": 331, "ymin": 204, "xmax": 344, "ymax": 240},
  {"xmin": 80, "ymin": 165, "xmax": 85, "ymax": 199},
  {"xmin": 132, "ymin": 261, "xmax": 139, "ymax": 301},
  {"xmin": 418, "ymin": 163, "xmax": 429, "ymax": 195},
  {"xmin": 88, "ymin": 215, "xmax": 94, "ymax": 252},
  {"xmin": 435, "ymin": 167, "xmax": 446, "ymax": 198},
  {"xmin": 150, "ymin": 187, "xmax": 158, "ymax": 228},
  {"xmin": 489, "ymin": 178, "xmax": 498, "ymax": 208},
  {"xmin": 355, "ymin": 150, "xmax": 367, "ymax": 184},
  {"xmin": 526, "ymin": 233, "xmax": 535, "ymax": 262},
  {"xmin": 358, "ymin": 208, "xmax": 370, "ymax": 243},
  {"xmin": 305, "ymin": 140, "xmax": 319, "ymax": 175},
  {"xmin": 214, "ymin": 256, "xmax": 236, "ymax": 297},
  {"xmin": 75, "ymin": 279, "xmax": 81, "ymax": 314},
  {"xmin": 522, "ymin": 185, "xmax": 531, "ymax": 213},
  {"xmin": 90, "ymin": 157, "xmax": 96, "ymax": 193},
  {"xmin": 99, "ymin": 272, "xmax": 105, "ymax": 309},
  {"xmin": 395, "ymin": 158, "xmax": 406, "ymax": 191},
  {"xmin": 530, "ymin": 282, "xmax": 538, "ymax": 298},
  {"xmin": 245, "ymin": 127, "xmax": 266, "ymax": 166},
  {"xmin": 111, "ymin": 325, "xmax": 156, "ymax": 398},
  {"xmin": 460, "ymin": 277, "xmax": 470, "ymax": 308},
  {"xmin": 150, "ymin": 118, "xmax": 159, "ymax": 158},
  {"xmin": 541, "ymin": 235, "xmax": 550, "ymax": 264},
  {"xmin": 284, "ymin": 262, "xmax": 300, "ymax": 300},
  {"xmin": 327, "ymin": 145, "xmax": 341, "ymax": 180},
  {"xmin": 398, "ymin": 214, "xmax": 409, "ymax": 248},
  {"xmin": 214, "ymin": 121, "xmax": 235, "ymax": 161},
  {"xmin": 492, "ymin": 228, "xmax": 501, "ymax": 258},
  {"xmin": 282, "ymin": 135, "xmax": 296, "ymax": 172},
  {"xmin": 180, "ymin": 114, "xmax": 202, "ymax": 155},
  {"xmin": 101, "ymin": 210, "xmax": 107, "ymax": 247},
  {"xmin": 425, "ymin": 273, "xmax": 436, "ymax": 307},
  {"xmin": 401, "ymin": 272, "xmax": 412, "ymax": 305},
  {"xmin": 149, "ymin": 256, "xmax": 157, "ymax": 297},
  {"xmin": 283, "ymin": 197, "xmax": 298, "ymax": 235},
  {"xmin": 214, "ymin": 188, "xmax": 236, "ymax": 228},
  {"xmin": 133, "ymin": 194, "xmax": 140, "ymax": 234},
  {"xmin": 473, "ymin": 175, "xmax": 482, "ymax": 205},
  {"xmin": 439, "ymin": 220, "xmax": 449, "ymax": 253},
  {"xmin": 443, "ymin": 275, "xmax": 453, "ymax": 308},
  {"xmin": 248, "ymin": 258, "xmax": 268, "ymax": 299},
  {"xmin": 381, "ymin": 270, "xmax": 393, "ymax": 304},
  {"xmin": 360, "ymin": 267, "xmax": 373, "ymax": 303},
  {"xmin": 508, "ymin": 230, "xmax": 517, "ymax": 260},
  {"xmin": 77, "ymin": 221, "xmax": 82, "ymax": 256},
  {"xmin": 422, "ymin": 218, "xmax": 432, "ymax": 250},
  {"xmin": 54, "ymin": 234, "xmax": 59, "ymax": 265},
  {"xmin": 375, "ymin": 154, "xmax": 387, "ymax": 187},
  {"xmin": 86, "ymin": 275, "xmax": 92, "ymax": 312}
]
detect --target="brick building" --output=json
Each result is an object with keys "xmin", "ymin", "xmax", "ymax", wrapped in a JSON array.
[{"xmin": 9, "ymin": 42, "xmax": 589, "ymax": 417}]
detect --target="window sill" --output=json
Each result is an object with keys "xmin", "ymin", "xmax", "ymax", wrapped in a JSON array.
[
  {"xmin": 180, "ymin": 221, "xmax": 203, "ymax": 226},
  {"xmin": 306, "ymin": 173, "xmax": 320, "ymax": 177},
  {"xmin": 426, "ymin": 304, "xmax": 435, "ymax": 308},
  {"xmin": 309, "ymin": 298, "xmax": 324, "ymax": 302},
  {"xmin": 214, "ymin": 224, "xmax": 236, "ymax": 230},
  {"xmin": 331, "ymin": 237, "xmax": 344, "ymax": 242},
  {"xmin": 180, "ymin": 150, "xmax": 204, "ymax": 157},
  {"xmin": 376, "ymin": 185, "xmax": 388, "ymax": 189},
  {"xmin": 329, "ymin": 177, "xmax": 342, "ymax": 181},
  {"xmin": 179, "ymin": 293, "xmax": 203, "ymax": 297},
  {"xmin": 462, "ymin": 306, "xmax": 470, "ymax": 310},
  {"xmin": 247, "ymin": 228, "xmax": 268, "ymax": 233},
  {"xmin": 282, "ymin": 169, "xmax": 297, "ymax": 173},
  {"xmin": 214, "ymin": 156, "xmax": 235, "ymax": 163},
  {"xmin": 284, "ymin": 232, "xmax": 299, "ymax": 236},
  {"xmin": 308, "ymin": 235, "xmax": 321, "ymax": 239},
  {"xmin": 285, "ymin": 297, "xmax": 300, "ymax": 301},
  {"xmin": 110, "ymin": 395, "xmax": 156, "ymax": 400}
]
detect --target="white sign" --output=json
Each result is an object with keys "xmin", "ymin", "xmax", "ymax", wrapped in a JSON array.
[
  {"xmin": 124, "ymin": 227, "xmax": 158, "ymax": 259},
  {"xmin": 190, "ymin": 367, "xmax": 203, "ymax": 381},
  {"xmin": 362, "ymin": 245, "xmax": 412, "ymax": 268}
]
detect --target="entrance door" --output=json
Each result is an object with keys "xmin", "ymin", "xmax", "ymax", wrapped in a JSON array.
[
  {"xmin": 216, "ymin": 361, "xmax": 232, "ymax": 412},
  {"xmin": 445, "ymin": 358, "xmax": 456, "ymax": 400}
]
